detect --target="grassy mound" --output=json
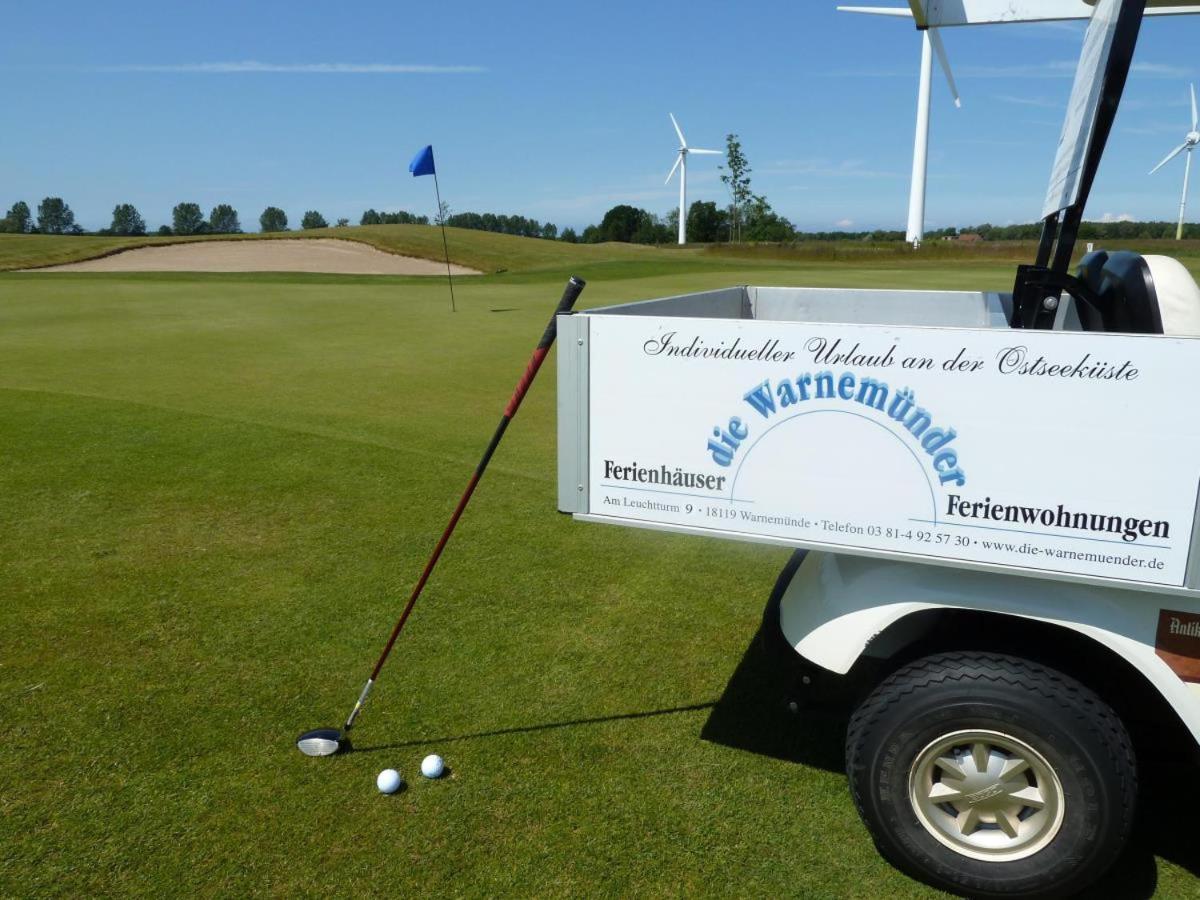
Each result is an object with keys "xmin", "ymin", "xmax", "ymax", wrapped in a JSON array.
[
  {"xmin": 0, "ymin": 226, "xmax": 688, "ymax": 274},
  {"xmin": 12, "ymin": 224, "xmax": 1200, "ymax": 276}
]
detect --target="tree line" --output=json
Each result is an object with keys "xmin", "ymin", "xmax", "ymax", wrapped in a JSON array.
[
  {"xmin": 10, "ymin": 144, "xmax": 1200, "ymax": 245},
  {"xmin": 0, "ymin": 198, "xmax": 352, "ymax": 236},
  {"xmin": 0, "ymin": 134, "xmax": 790, "ymax": 243}
]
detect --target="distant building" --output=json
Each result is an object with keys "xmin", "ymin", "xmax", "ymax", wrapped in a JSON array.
[{"xmin": 957, "ymin": 233, "xmax": 983, "ymax": 243}]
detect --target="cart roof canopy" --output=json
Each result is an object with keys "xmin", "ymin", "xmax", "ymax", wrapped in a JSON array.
[{"xmin": 906, "ymin": 0, "xmax": 1200, "ymax": 27}]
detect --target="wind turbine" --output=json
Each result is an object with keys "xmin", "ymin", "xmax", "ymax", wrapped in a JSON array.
[
  {"xmin": 839, "ymin": 7, "xmax": 961, "ymax": 247},
  {"xmin": 665, "ymin": 114, "xmax": 722, "ymax": 244},
  {"xmin": 1150, "ymin": 84, "xmax": 1200, "ymax": 241}
]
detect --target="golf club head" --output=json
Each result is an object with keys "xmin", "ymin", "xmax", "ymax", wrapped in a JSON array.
[{"xmin": 296, "ymin": 727, "xmax": 349, "ymax": 757}]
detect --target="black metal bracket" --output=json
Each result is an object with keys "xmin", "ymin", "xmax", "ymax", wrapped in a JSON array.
[{"xmin": 1011, "ymin": 265, "xmax": 1106, "ymax": 330}]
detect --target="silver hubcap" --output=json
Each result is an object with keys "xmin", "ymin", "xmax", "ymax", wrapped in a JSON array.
[{"xmin": 908, "ymin": 729, "xmax": 1065, "ymax": 861}]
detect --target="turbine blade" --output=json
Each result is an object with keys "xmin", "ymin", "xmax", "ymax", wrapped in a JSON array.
[
  {"xmin": 836, "ymin": 6, "xmax": 914, "ymax": 16},
  {"xmin": 1191, "ymin": 83, "xmax": 1197, "ymax": 131},
  {"xmin": 689, "ymin": 149, "xmax": 723, "ymax": 155},
  {"xmin": 929, "ymin": 29, "xmax": 961, "ymax": 108},
  {"xmin": 1151, "ymin": 142, "xmax": 1189, "ymax": 175},
  {"xmin": 669, "ymin": 113, "xmax": 687, "ymax": 148},
  {"xmin": 666, "ymin": 153, "xmax": 682, "ymax": 184}
]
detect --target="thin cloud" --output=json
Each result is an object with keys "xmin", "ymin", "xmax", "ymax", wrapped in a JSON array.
[
  {"xmin": 1122, "ymin": 122, "xmax": 1190, "ymax": 136},
  {"xmin": 85, "ymin": 61, "xmax": 486, "ymax": 74},
  {"xmin": 766, "ymin": 159, "xmax": 901, "ymax": 179},
  {"xmin": 830, "ymin": 61, "xmax": 1077, "ymax": 79},
  {"xmin": 956, "ymin": 61, "xmax": 1079, "ymax": 78},
  {"xmin": 1132, "ymin": 62, "xmax": 1194, "ymax": 78},
  {"xmin": 833, "ymin": 60, "xmax": 1190, "ymax": 80},
  {"xmin": 946, "ymin": 138, "xmax": 1032, "ymax": 147},
  {"xmin": 1122, "ymin": 96, "xmax": 1191, "ymax": 111},
  {"xmin": 553, "ymin": 188, "xmax": 677, "ymax": 212},
  {"xmin": 994, "ymin": 94, "xmax": 1063, "ymax": 109}
]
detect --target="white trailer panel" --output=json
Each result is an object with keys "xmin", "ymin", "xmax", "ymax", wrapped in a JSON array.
[{"xmin": 558, "ymin": 287, "xmax": 1200, "ymax": 593}]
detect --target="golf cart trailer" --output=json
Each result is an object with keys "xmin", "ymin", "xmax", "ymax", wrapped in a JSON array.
[{"xmin": 557, "ymin": 2, "xmax": 1200, "ymax": 896}]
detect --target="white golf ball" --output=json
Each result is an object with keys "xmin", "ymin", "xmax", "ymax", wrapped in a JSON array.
[
  {"xmin": 421, "ymin": 754, "xmax": 445, "ymax": 779},
  {"xmin": 376, "ymin": 768, "xmax": 402, "ymax": 794}
]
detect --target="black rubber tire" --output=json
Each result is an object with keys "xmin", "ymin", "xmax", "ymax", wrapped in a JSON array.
[{"xmin": 845, "ymin": 652, "xmax": 1136, "ymax": 899}]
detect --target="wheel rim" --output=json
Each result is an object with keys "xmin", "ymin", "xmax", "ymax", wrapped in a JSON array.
[{"xmin": 908, "ymin": 728, "xmax": 1065, "ymax": 862}]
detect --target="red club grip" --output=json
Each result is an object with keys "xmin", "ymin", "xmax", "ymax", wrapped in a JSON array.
[{"xmin": 504, "ymin": 346, "xmax": 548, "ymax": 417}]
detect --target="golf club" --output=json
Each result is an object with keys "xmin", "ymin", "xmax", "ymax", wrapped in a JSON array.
[{"xmin": 298, "ymin": 275, "xmax": 587, "ymax": 756}]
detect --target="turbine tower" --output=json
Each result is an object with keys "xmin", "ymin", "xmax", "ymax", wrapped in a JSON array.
[
  {"xmin": 665, "ymin": 114, "xmax": 722, "ymax": 245},
  {"xmin": 838, "ymin": 6, "xmax": 961, "ymax": 247},
  {"xmin": 1149, "ymin": 84, "xmax": 1200, "ymax": 241}
]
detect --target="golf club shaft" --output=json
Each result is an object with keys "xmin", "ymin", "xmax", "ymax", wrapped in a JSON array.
[{"xmin": 343, "ymin": 275, "xmax": 587, "ymax": 732}]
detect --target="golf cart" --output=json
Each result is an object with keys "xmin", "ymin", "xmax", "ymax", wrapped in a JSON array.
[{"xmin": 556, "ymin": 1, "xmax": 1200, "ymax": 895}]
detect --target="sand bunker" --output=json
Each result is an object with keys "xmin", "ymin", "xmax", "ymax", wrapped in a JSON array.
[{"xmin": 29, "ymin": 238, "xmax": 481, "ymax": 275}]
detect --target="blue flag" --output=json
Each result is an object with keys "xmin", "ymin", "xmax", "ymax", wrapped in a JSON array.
[{"xmin": 409, "ymin": 145, "xmax": 436, "ymax": 177}]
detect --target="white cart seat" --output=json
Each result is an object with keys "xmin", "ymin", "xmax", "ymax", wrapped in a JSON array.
[{"xmin": 1144, "ymin": 256, "xmax": 1200, "ymax": 336}]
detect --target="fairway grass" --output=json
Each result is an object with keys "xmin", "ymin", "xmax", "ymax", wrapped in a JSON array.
[{"xmin": 2, "ymin": 259, "xmax": 1198, "ymax": 897}]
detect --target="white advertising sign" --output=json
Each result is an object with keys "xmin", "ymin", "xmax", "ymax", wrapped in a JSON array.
[{"xmin": 586, "ymin": 315, "xmax": 1200, "ymax": 587}]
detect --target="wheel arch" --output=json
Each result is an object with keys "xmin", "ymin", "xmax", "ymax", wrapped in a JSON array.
[
  {"xmin": 861, "ymin": 608, "xmax": 1194, "ymax": 752},
  {"xmin": 775, "ymin": 551, "xmax": 1200, "ymax": 749}
]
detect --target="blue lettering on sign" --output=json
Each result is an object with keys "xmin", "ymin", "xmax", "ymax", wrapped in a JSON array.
[
  {"xmin": 704, "ymin": 372, "xmax": 966, "ymax": 487},
  {"xmin": 706, "ymin": 416, "xmax": 749, "ymax": 467}
]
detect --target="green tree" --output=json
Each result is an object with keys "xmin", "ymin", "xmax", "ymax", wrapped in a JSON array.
[
  {"xmin": 632, "ymin": 212, "xmax": 671, "ymax": 244},
  {"xmin": 209, "ymin": 204, "xmax": 241, "ymax": 234},
  {"xmin": 335, "ymin": 218, "xmax": 349, "ymax": 228},
  {"xmin": 719, "ymin": 135, "xmax": 752, "ymax": 241},
  {"xmin": 172, "ymin": 202, "xmax": 205, "ymax": 235},
  {"xmin": 37, "ymin": 197, "xmax": 75, "ymax": 235},
  {"xmin": 743, "ymin": 195, "xmax": 794, "ymax": 242},
  {"xmin": 301, "ymin": 210, "xmax": 328, "ymax": 230},
  {"xmin": 157, "ymin": 225, "xmax": 173, "ymax": 236},
  {"xmin": 559, "ymin": 227, "xmax": 578, "ymax": 243},
  {"xmin": 0, "ymin": 201, "xmax": 32, "ymax": 233},
  {"xmin": 360, "ymin": 209, "xmax": 382, "ymax": 225},
  {"xmin": 372, "ymin": 209, "xmax": 427, "ymax": 225},
  {"xmin": 686, "ymin": 201, "xmax": 726, "ymax": 243},
  {"xmin": 260, "ymin": 207, "xmax": 289, "ymax": 232},
  {"xmin": 597, "ymin": 204, "xmax": 653, "ymax": 243},
  {"xmin": 109, "ymin": 203, "xmax": 146, "ymax": 236}
]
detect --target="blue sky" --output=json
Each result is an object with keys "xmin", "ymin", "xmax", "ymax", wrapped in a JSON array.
[{"xmin": 3, "ymin": 1, "xmax": 1200, "ymax": 232}]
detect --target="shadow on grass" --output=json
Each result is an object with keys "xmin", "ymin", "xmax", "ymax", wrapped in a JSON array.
[
  {"xmin": 1093, "ymin": 741, "xmax": 1200, "ymax": 899},
  {"xmin": 699, "ymin": 624, "xmax": 844, "ymax": 774},
  {"xmin": 352, "ymin": 701, "xmax": 718, "ymax": 754},
  {"xmin": 700, "ymin": 626, "xmax": 1200, "ymax": 898}
]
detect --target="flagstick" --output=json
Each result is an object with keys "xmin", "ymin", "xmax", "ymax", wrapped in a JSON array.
[{"xmin": 432, "ymin": 172, "xmax": 456, "ymax": 313}]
